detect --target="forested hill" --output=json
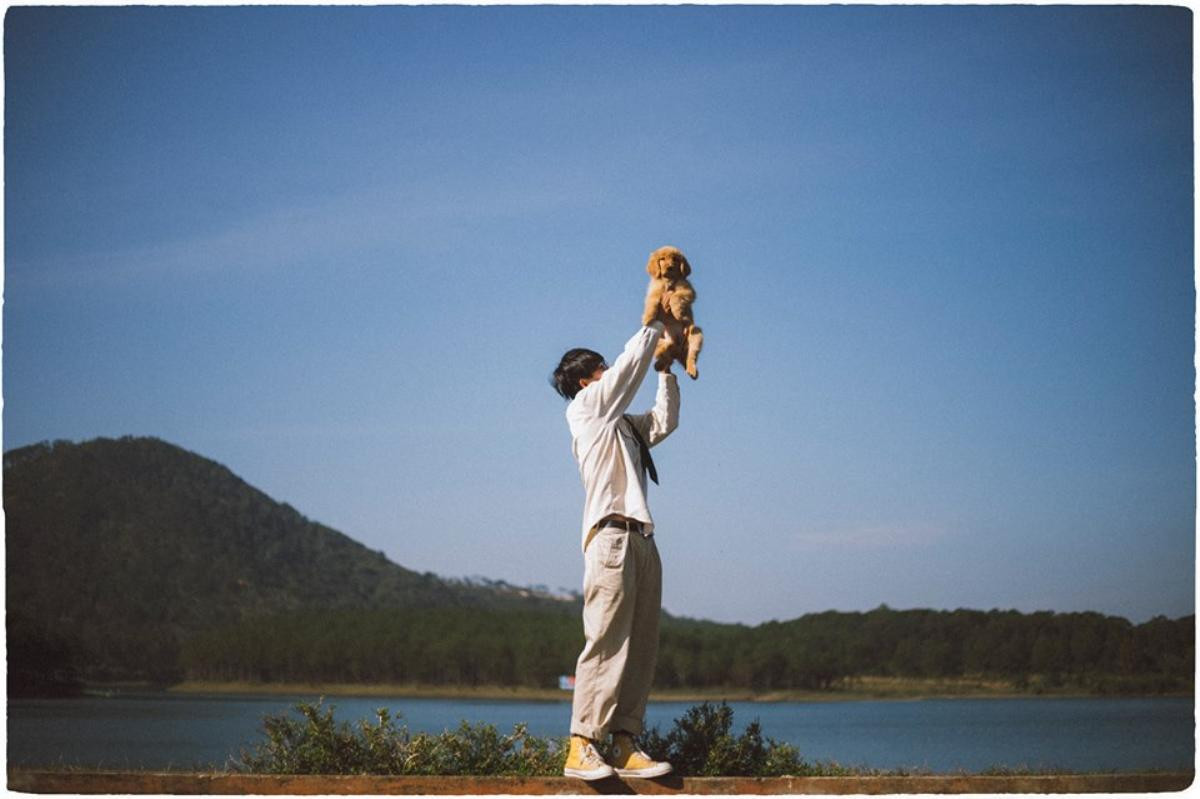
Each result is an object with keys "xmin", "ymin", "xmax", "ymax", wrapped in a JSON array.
[
  {"xmin": 5, "ymin": 436, "xmax": 1193, "ymax": 698},
  {"xmin": 5, "ymin": 436, "xmax": 574, "ymax": 688}
]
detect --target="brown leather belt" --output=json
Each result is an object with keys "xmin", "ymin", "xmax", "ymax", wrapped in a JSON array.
[{"xmin": 599, "ymin": 516, "xmax": 643, "ymax": 533}]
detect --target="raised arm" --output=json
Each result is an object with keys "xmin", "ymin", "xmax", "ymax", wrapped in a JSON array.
[
  {"xmin": 575, "ymin": 322, "xmax": 664, "ymax": 424},
  {"xmin": 626, "ymin": 371, "xmax": 679, "ymax": 447}
]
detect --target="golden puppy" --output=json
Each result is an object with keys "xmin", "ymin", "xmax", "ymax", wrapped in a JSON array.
[{"xmin": 641, "ymin": 246, "xmax": 703, "ymax": 379}]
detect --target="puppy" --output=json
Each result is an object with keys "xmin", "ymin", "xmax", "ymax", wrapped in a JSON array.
[{"xmin": 641, "ymin": 246, "xmax": 703, "ymax": 379}]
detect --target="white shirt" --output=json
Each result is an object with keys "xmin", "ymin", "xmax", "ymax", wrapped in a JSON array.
[{"xmin": 566, "ymin": 321, "xmax": 680, "ymax": 552}]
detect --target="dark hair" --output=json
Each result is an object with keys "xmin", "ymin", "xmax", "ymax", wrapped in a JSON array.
[{"xmin": 550, "ymin": 348, "xmax": 606, "ymax": 400}]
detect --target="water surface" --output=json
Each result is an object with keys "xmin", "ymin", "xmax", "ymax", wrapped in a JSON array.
[{"xmin": 7, "ymin": 692, "xmax": 1193, "ymax": 773}]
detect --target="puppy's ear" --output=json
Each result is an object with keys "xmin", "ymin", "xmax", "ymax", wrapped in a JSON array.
[
  {"xmin": 680, "ymin": 255, "xmax": 691, "ymax": 277},
  {"xmin": 647, "ymin": 251, "xmax": 664, "ymax": 278}
]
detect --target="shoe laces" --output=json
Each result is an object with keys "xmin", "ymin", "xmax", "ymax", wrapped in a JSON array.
[
  {"xmin": 616, "ymin": 738, "xmax": 649, "ymax": 761},
  {"xmin": 579, "ymin": 740, "xmax": 606, "ymax": 767}
]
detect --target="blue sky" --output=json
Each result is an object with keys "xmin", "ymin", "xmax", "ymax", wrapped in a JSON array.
[{"xmin": 5, "ymin": 5, "xmax": 1193, "ymax": 625}]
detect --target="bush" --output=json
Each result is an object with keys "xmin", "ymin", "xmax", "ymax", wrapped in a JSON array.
[
  {"xmin": 637, "ymin": 701, "xmax": 838, "ymax": 777},
  {"xmin": 239, "ymin": 699, "xmax": 848, "ymax": 777},
  {"xmin": 237, "ymin": 699, "xmax": 566, "ymax": 775}
]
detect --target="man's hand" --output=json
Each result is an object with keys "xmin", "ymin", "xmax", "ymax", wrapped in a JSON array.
[{"xmin": 642, "ymin": 289, "xmax": 662, "ymax": 327}]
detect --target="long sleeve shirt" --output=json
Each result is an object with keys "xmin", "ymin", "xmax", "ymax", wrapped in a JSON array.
[{"xmin": 566, "ymin": 321, "xmax": 680, "ymax": 551}]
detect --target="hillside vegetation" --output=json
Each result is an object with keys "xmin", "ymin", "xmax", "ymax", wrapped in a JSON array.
[
  {"xmin": 5, "ymin": 436, "xmax": 1192, "ymax": 697},
  {"xmin": 184, "ymin": 605, "xmax": 1192, "ymax": 696},
  {"xmin": 5, "ymin": 437, "xmax": 572, "ymax": 691}
]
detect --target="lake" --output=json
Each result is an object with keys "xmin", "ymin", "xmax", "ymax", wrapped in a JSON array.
[{"xmin": 6, "ymin": 692, "xmax": 1193, "ymax": 774}]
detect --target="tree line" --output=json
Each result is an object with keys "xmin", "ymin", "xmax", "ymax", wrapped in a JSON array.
[
  {"xmin": 8, "ymin": 439, "xmax": 1190, "ymax": 697},
  {"xmin": 179, "ymin": 605, "xmax": 1193, "ymax": 695}
]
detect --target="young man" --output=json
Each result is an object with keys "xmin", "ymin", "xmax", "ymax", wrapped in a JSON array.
[{"xmin": 550, "ymin": 319, "xmax": 679, "ymax": 780}]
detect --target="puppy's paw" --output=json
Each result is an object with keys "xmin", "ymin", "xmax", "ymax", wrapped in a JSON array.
[
  {"xmin": 686, "ymin": 364, "xmax": 699, "ymax": 379},
  {"xmin": 642, "ymin": 297, "xmax": 662, "ymax": 327}
]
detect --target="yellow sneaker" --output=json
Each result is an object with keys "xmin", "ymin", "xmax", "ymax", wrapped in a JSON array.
[
  {"xmin": 563, "ymin": 735, "xmax": 615, "ymax": 781},
  {"xmin": 611, "ymin": 733, "xmax": 673, "ymax": 778}
]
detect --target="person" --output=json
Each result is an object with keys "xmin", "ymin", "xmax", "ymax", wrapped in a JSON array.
[{"xmin": 549, "ymin": 319, "xmax": 679, "ymax": 780}]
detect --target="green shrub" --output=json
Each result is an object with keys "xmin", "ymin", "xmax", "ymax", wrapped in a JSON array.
[
  {"xmin": 239, "ymin": 699, "xmax": 851, "ymax": 777},
  {"xmin": 402, "ymin": 721, "xmax": 564, "ymax": 776},
  {"xmin": 637, "ymin": 701, "xmax": 842, "ymax": 777},
  {"xmin": 237, "ymin": 699, "xmax": 567, "ymax": 775}
]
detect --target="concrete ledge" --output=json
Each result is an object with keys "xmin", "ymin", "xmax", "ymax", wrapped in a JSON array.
[{"xmin": 7, "ymin": 770, "xmax": 1194, "ymax": 794}]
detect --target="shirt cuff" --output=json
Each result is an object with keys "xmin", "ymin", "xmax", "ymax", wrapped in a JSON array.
[
  {"xmin": 646, "ymin": 320, "xmax": 666, "ymax": 333},
  {"xmin": 658, "ymin": 371, "xmax": 677, "ymax": 382}
]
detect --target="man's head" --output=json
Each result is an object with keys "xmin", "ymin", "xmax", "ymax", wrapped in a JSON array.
[{"xmin": 551, "ymin": 348, "xmax": 607, "ymax": 400}]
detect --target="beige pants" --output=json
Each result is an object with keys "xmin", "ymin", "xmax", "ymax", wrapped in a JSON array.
[{"xmin": 569, "ymin": 527, "xmax": 662, "ymax": 740}]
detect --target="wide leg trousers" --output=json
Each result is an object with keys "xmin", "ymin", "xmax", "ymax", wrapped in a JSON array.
[{"xmin": 569, "ymin": 528, "xmax": 662, "ymax": 740}]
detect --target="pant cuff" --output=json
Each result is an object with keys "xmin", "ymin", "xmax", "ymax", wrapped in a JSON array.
[
  {"xmin": 611, "ymin": 714, "xmax": 644, "ymax": 736},
  {"xmin": 569, "ymin": 722, "xmax": 609, "ymax": 741}
]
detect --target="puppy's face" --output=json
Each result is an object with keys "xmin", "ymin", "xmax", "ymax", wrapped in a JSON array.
[{"xmin": 647, "ymin": 247, "xmax": 691, "ymax": 280}]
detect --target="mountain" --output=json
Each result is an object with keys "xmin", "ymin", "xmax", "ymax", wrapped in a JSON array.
[
  {"xmin": 6, "ymin": 436, "xmax": 1192, "ymax": 698},
  {"xmin": 5, "ymin": 436, "xmax": 572, "ymax": 689}
]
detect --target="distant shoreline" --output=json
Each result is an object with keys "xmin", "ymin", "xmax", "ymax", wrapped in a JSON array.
[{"xmin": 145, "ymin": 676, "xmax": 1190, "ymax": 703}]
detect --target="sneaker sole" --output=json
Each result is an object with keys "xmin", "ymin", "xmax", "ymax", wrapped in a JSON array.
[
  {"xmin": 615, "ymin": 763, "xmax": 673, "ymax": 779},
  {"xmin": 564, "ymin": 766, "xmax": 616, "ymax": 781}
]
